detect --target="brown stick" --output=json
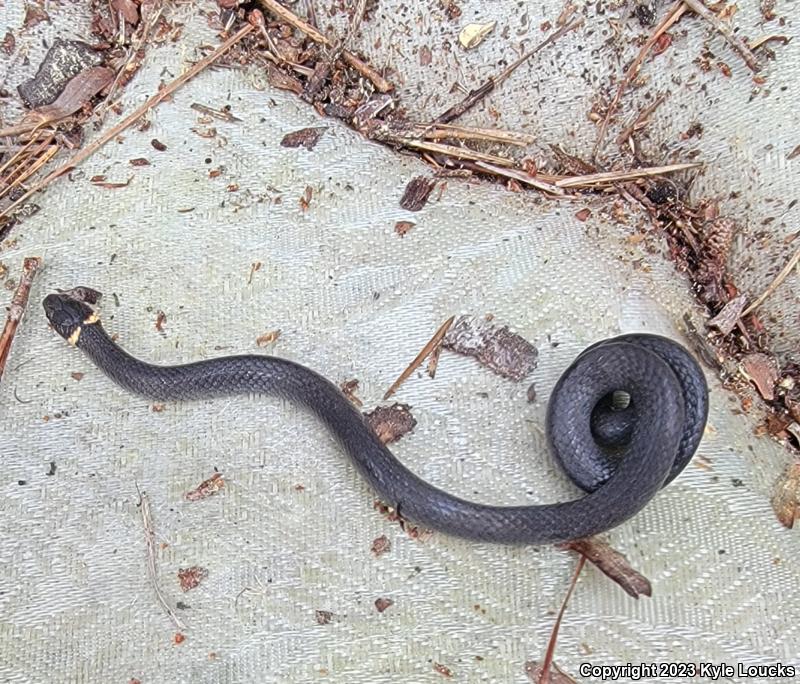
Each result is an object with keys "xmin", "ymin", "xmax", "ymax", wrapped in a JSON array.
[
  {"xmin": 537, "ymin": 555, "xmax": 586, "ymax": 684},
  {"xmin": 683, "ymin": 0, "xmax": 761, "ymax": 72},
  {"xmin": 256, "ymin": 0, "xmax": 392, "ymax": 92},
  {"xmin": 554, "ymin": 161, "xmax": 701, "ymax": 188},
  {"xmin": 0, "ymin": 22, "xmax": 255, "ymax": 225},
  {"xmin": 436, "ymin": 20, "xmax": 582, "ymax": 125},
  {"xmin": 0, "ymin": 257, "xmax": 43, "ymax": 383},
  {"xmin": 592, "ymin": 1, "xmax": 687, "ymax": 160},
  {"xmin": 383, "ymin": 316, "xmax": 455, "ymax": 400}
]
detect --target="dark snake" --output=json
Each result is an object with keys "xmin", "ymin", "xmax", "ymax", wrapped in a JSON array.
[{"xmin": 43, "ymin": 291, "xmax": 708, "ymax": 544}]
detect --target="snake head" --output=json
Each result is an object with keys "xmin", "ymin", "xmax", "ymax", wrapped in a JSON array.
[{"xmin": 43, "ymin": 293, "xmax": 98, "ymax": 345}]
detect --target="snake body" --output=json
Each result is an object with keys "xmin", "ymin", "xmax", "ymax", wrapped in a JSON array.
[{"xmin": 43, "ymin": 292, "xmax": 708, "ymax": 544}]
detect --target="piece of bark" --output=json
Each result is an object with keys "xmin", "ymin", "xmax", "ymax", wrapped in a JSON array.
[
  {"xmin": 364, "ymin": 404, "xmax": 417, "ymax": 444},
  {"xmin": 443, "ymin": 315, "xmax": 538, "ymax": 381},
  {"xmin": 740, "ymin": 353, "xmax": 779, "ymax": 401},
  {"xmin": 17, "ymin": 39, "xmax": 104, "ymax": 108},
  {"xmin": 399, "ymin": 176, "xmax": 436, "ymax": 211},
  {"xmin": 280, "ymin": 127, "xmax": 327, "ymax": 150}
]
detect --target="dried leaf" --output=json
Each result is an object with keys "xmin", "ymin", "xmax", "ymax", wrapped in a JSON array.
[
  {"xmin": 280, "ymin": 127, "xmax": 327, "ymax": 150},
  {"xmin": 184, "ymin": 473, "xmax": 224, "ymax": 501},
  {"xmin": 740, "ymin": 353, "xmax": 779, "ymax": 401},
  {"xmin": 443, "ymin": 315, "xmax": 538, "ymax": 381},
  {"xmin": 772, "ymin": 462, "xmax": 800, "ymax": 528},
  {"xmin": 458, "ymin": 21, "xmax": 496, "ymax": 49},
  {"xmin": 20, "ymin": 66, "xmax": 114, "ymax": 129},
  {"xmin": 177, "ymin": 566, "xmax": 208, "ymax": 592},
  {"xmin": 364, "ymin": 404, "xmax": 417, "ymax": 444},
  {"xmin": 559, "ymin": 538, "xmax": 652, "ymax": 598}
]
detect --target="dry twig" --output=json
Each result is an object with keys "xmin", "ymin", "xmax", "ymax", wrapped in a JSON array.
[
  {"xmin": 593, "ymin": 1, "xmax": 687, "ymax": 159},
  {"xmin": 0, "ymin": 257, "xmax": 42, "ymax": 384},
  {"xmin": 553, "ymin": 161, "xmax": 701, "ymax": 188},
  {"xmin": 436, "ymin": 20, "xmax": 582, "ymax": 125},
  {"xmin": 536, "ymin": 556, "xmax": 586, "ymax": 684},
  {"xmin": 383, "ymin": 316, "xmax": 455, "ymax": 400},
  {"xmin": 0, "ymin": 21, "xmax": 256, "ymax": 226},
  {"xmin": 137, "ymin": 487, "xmax": 185, "ymax": 630}
]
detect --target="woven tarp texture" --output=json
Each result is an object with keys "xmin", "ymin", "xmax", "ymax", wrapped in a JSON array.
[{"xmin": 1, "ymin": 2, "xmax": 799, "ymax": 683}]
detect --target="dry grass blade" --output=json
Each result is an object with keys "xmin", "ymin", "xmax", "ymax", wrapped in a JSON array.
[
  {"xmin": 137, "ymin": 488, "xmax": 185, "ymax": 630},
  {"xmin": 554, "ymin": 162, "xmax": 701, "ymax": 188},
  {"xmin": 0, "ymin": 257, "xmax": 43, "ymax": 383},
  {"xmin": 0, "ymin": 22, "xmax": 255, "ymax": 226},
  {"xmin": 411, "ymin": 123, "xmax": 534, "ymax": 147},
  {"xmin": 473, "ymin": 161, "xmax": 566, "ymax": 196},
  {"xmin": 535, "ymin": 556, "xmax": 586, "ymax": 683},
  {"xmin": 397, "ymin": 138, "xmax": 516, "ymax": 167},
  {"xmin": 383, "ymin": 316, "xmax": 455, "ymax": 400},
  {"xmin": 741, "ymin": 245, "xmax": 800, "ymax": 317}
]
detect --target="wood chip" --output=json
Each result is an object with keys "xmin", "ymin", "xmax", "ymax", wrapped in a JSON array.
[
  {"xmin": 364, "ymin": 403, "xmax": 417, "ymax": 444},
  {"xmin": 151, "ymin": 138, "xmax": 167, "ymax": 151},
  {"xmin": 374, "ymin": 597, "xmax": 394, "ymax": 613},
  {"xmin": 399, "ymin": 176, "xmax": 436, "ymax": 211},
  {"xmin": 433, "ymin": 663, "xmax": 453, "ymax": 678},
  {"xmin": 443, "ymin": 315, "xmax": 538, "ymax": 381},
  {"xmin": 740, "ymin": 353, "xmax": 779, "ymax": 401},
  {"xmin": 559, "ymin": 538, "xmax": 652, "ymax": 598},
  {"xmin": 256, "ymin": 329, "xmax": 281, "ymax": 347},
  {"xmin": 130, "ymin": 157, "xmax": 151, "ymax": 166},
  {"xmin": 280, "ymin": 126, "xmax": 327, "ymax": 150},
  {"xmin": 184, "ymin": 473, "xmax": 224, "ymax": 501},
  {"xmin": 394, "ymin": 220, "xmax": 415, "ymax": 236}
]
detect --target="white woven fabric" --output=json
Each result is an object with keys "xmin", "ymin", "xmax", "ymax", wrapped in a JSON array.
[{"xmin": 1, "ymin": 2, "xmax": 798, "ymax": 682}]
